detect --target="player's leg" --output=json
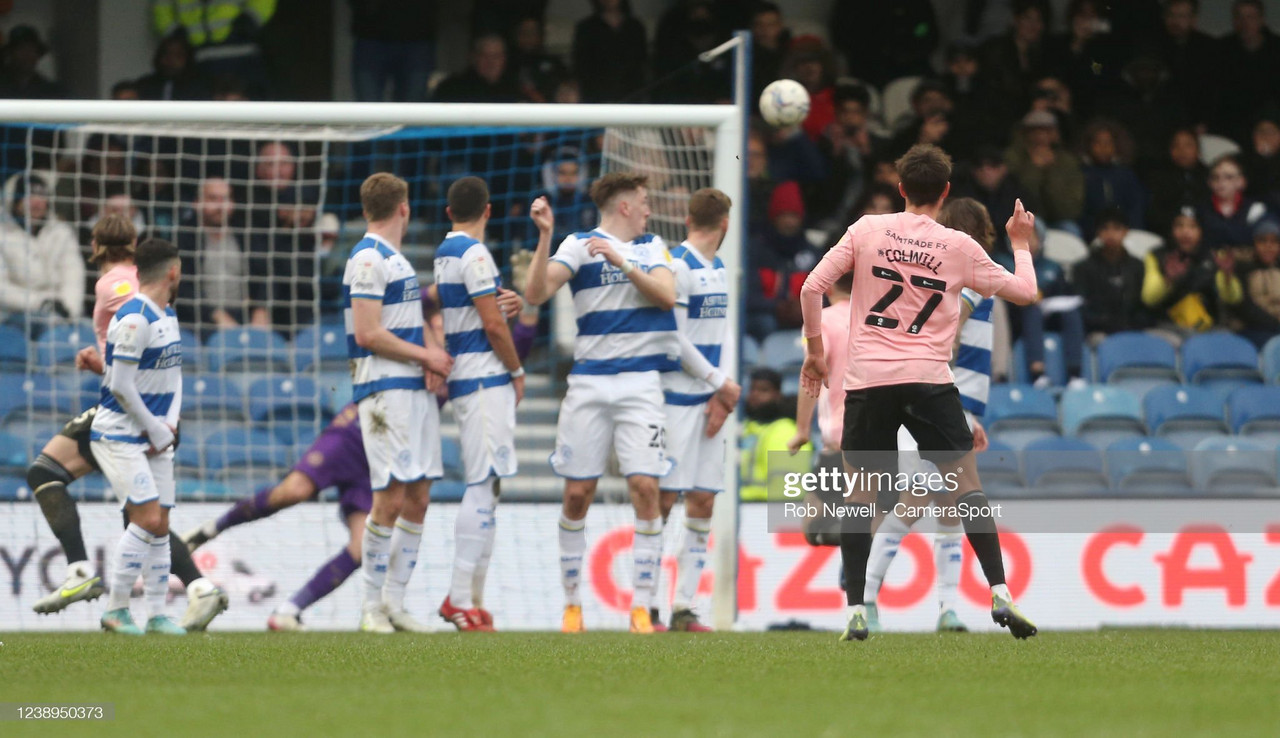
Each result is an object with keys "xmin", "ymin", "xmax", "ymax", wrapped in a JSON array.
[
  {"xmin": 30, "ymin": 408, "xmax": 104, "ymax": 614},
  {"xmin": 270, "ymin": 509, "xmax": 366, "ymax": 631},
  {"xmin": 442, "ymin": 475, "xmax": 497, "ymax": 631},
  {"xmin": 911, "ymin": 385, "xmax": 1036, "ymax": 639},
  {"xmin": 670, "ymin": 490, "xmax": 714, "ymax": 632},
  {"xmin": 142, "ymin": 451, "xmax": 184, "ymax": 634},
  {"xmin": 549, "ymin": 375, "xmax": 610, "ymax": 633},
  {"xmin": 863, "ymin": 426, "xmax": 925, "ymax": 631},
  {"xmin": 932, "ymin": 504, "xmax": 966, "ymax": 632},
  {"xmin": 356, "ymin": 392, "xmax": 408, "ymax": 633},
  {"xmin": 615, "ymin": 373, "xmax": 671, "ymax": 634},
  {"xmin": 183, "ymin": 471, "xmax": 318, "ymax": 551},
  {"xmin": 471, "ymin": 479, "xmax": 498, "ymax": 625},
  {"xmin": 666, "ymin": 399, "xmax": 723, "ymax": 632},
  {"xmin": 383, "ymin": 478, "xmax": 430, "ymax": 632}
]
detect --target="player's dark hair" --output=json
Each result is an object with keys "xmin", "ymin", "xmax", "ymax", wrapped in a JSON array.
[
  {"xmin": 938, "ymin": 197, "xmax": 996, "ymax": 252},
  {"xmin": 895, "ymin": 144, "xmax": 952, "ymax": 206},
  {"xmin": 135, "ymin": 238, "xmax": 179, "ymax": 284},
  {"xmin": 590, "ymin": 172, "xmax": 648, "ymax": 210},
  {"xmin": 750, "ymin": 367, "xmax": 782, "ymax": 390},
  {"xmin": 361, "ymin": 172, "xmax": 408, "ymax": 222},
  {"xmin": 89, "ymin": 213, "xmax": 138, "ymax": 266},
  {"xmin": 833, "ymin": 272, "xmax": 854, "ymax": 293},
  {"xmin": 687, "ymin": 188, "xmax": 731, "ymax": 230},
  {"xmin": 1096, "ymin": 206, "xmax": 1129, "ymax": 231},
  {"xmin": 448, "ymin": 176, "xmax": 490, "ymax": 223}
]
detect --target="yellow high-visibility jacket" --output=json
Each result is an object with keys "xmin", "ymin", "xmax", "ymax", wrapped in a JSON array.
[{"xmin": 153, "ymin": 0, "xmax": 276, "ymax": 48}]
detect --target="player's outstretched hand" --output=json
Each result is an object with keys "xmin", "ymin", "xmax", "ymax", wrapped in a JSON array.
[
  {"xmin": 75, "ymin": 346, "xmax": 104, "ymax": 375},
  {"xmin": 800, "ymin": 354, "xmax": 828, "ymax": 398},
  {"xmin": 972, "ymin": 419, "xmax": 989, "ymax": 453},
  {"xmin": 586, "ymin": 237, "xmax": 626, "ymax": 268},
  {"xmin": 496, "ymin": 287, "xmax": 522, "ymax": 319},
  {"xmin": 1006, "ymin": 198, "xmax": 1036, "ymax": 248},
  {"xmin": 786, "ymin": 429, "xmax": 809, "ymax": 456},
  {"xmin": 704, "ymin": 397, "xmax": 730, "ymax": 438},
  {"xmin": 530, "ymin": 196, "xmax": 554, "ymax": 234}
]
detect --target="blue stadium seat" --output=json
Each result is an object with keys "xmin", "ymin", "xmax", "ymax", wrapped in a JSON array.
[
  {"xmin": 179, "ymin": 327, "xmax": 201, "ymax": 370},
  {"xmin": 176, "ymin": 478, "xmax": 235, "ymax": 500},
  {"xmin": 202, "ymin": 428, "xmax": 291, "ymax": 472},
  {"xmin": 976, "ymin": 440, "xmax": 1023, "ymax": 496},
  {"xmin": 33, "ymin": 320, "xmax": 95, "ymax": 368},
  {"xmin": 441, "ymin": 437, "xmax": 463, "ymax": 478},
  {"xmin": 760, "ymin": 330, "xmax": 805, "ymax": 371},
  {"xmin": 1181, "ymin": 332, "xmax": 1262, "ymax": 386},
  {"xmin": 1022, "ymin": 437, "xmax": 1108, "ymax": 494},
  {"xmin": 1106, "ymin": 437, "xmax": 1192, "ymax": 493},
  {"xmin": 0, "ymin": 374, "xmax": 74, "ymax": 428},
  {"xmin": 73, "ymin": 474, "xmax": 110, "ymax": 502},
  {"xmin": 79, "ymin": 374, "xmax": 102, "ymax": 412},
  {"xmin": 741, "ymin": 335, "xmax": 760, "ymax": 368},
  {"xmin": 431, "ymin": 479, "xmax": 467, "ymax": 502},
  {"xmin": 0, "ymin": 325, "xmax": 28, "ymax": 368},
  {"xmin": 1227, "ymin": 386, "xmax": 1280, "ymax": 442},
  {"xmin": 1263, "ymin": 335, "xmax": 1280, "ymax": 384},
  {"xmin": 1143, "ymin": 385, "xmax": 1228, "ymax": 449},
  {"xmin": 1060, "ymin": 386, "xmax": 1145, "ymax": 447},
  {"xmin": 248, "ymin": 376, "xmax": 323, "ymax": 422},
  {"xmin": 203, "ymin": 328, "xmax": 291, "ymax": 373},
  {"xmin": 1011, "ymin": 333, "xmax": 1065, "ymax": 386},
  {"xmin": 0, "ymin": 474, "xmax": 31, "ymax": 501},
  {"xmin": 183, "ymin": 375, "xmax": 246, "ymax": 420},
  {"xmin": 1095, "ymin": 331, "xmax": 1179, "ymax": 398},
  {"xmin": 1191, "ymin": 437, "xmax": 1278, "ymax": 495},
  {"xmin": 318, "ymin": 370, "xmax": 353, "ymax": 414},
  {"xmin": 985, "ymin": 384, "xmax": 1059, "ymax": 449},
  {"xmin": 292, "ymin": 324, "xmax": 350, "ymax": 371},
  {"xmin": 0, "ymin": 431, "xmax": 28, "ymax": 472}
]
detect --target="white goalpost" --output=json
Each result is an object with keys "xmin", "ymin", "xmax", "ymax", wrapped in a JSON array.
[{"xmin": 0, "ymin": 36, "xmax": 748, "ymax": 631}]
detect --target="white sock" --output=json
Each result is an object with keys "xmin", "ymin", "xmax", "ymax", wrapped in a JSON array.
[
  {"xmin": 383, "ymin": 517, "xmax": 423, "ymax": 612},
  {"xmin": 108, "ymin": 524, "xmax": 153, "ymax": 611},
  {"xmin": 450, "ymin": 480, "xmax": 495, "ymax": 609},
  {"xmin": 865, "ymin": 513, "xmax": 912, "ymax": 604},
  {"xmin": 558, "ymin": 514, "xmax": 586, "ymax": 606},
  {"xmin": 145, "ymin": 533, "xmax": 172, "ymax": 620},
  {"xmin": 991, "ymin": 583, "xmax": 1012, "ymax": 602},
  {"xmin": 673, "ymin": 517, "xmax": 711, "ymax": 611},
  {"xmin": 631, "ymin": 517, "xmax": 664, "ymax": 611},
  {"xmin": 275, "ymin": 601, "xmax": 301, "ymax": 618},
  {"xmin": 934, "ymin": 523, "xmax": 963, "ymax": 613},
  {"xmin": 472, "ymin": 506, "xmax": 496, "ymax": 609},
  {"xmin": 845, "ymin": 603, "xmax": 866, "ymax": 621},
  {"xmin": 361, "ymin": 520, "xmax": 393, "ymax": 611},
  {"xmin": 67, "ymin": 559, "xmax": 91, "ymax": 581}
]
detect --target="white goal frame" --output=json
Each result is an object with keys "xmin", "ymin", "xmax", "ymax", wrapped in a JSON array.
[{"xmin": 1, "ymin": 59, "xmax": 749, "ymax": 629}]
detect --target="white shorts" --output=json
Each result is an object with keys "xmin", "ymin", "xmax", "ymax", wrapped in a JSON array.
[
  {"xmin": 550, "ymin": 372, "xmax": 670, "ymax": 479},
  {"xmin": 452, "ymin": 381, "xmax": 517, "ymax": 485},
  {"xmin": 898, "ymin": 417, "xmax": 975, "ymax": 492},
  {"xmin": 90, "ymin": 439, "xmax": 175, "ymax": 508},
  {"xmin": 358, "ymin": 388, "xmax": 442, "ymax": 491},
  {"xmin": 661, "ymin": 400, "xmax": 726, "ymax": 493}
]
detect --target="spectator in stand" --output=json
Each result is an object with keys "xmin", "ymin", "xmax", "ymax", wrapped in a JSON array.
[
  {"xmin": 1146, "ymin": 128, "xmax": 1210, "ymax": 237},
  {"xmin": 764, "ymin": 117, "xmax": 826, "ymax": 185},
  {"xmin": 176, "ymin": 177, "xmax": 249, "ymax": 330},
  {"xmin": 811, "ymin": 82, "xmax": 874, "ymax": 235},
  {"xmin": 981, "ymin": 0, "xmax": 1052, "ymax": 119},
  {"xmin": 941, "ymin": 43, "xmax": 1005, "ymax": 160},
  {"xmin": 110, "ymin": 80, "xmax": 141, "ymax": 100},
  {"xmin": 0, "ymin": 173, "xmax": 83, "ymax": 324},
  {"xmin": 750, "ymin": 2, "xmax": 790, "ymax": 100},
  {"xmin": 248, "ymin": 141, "xmax": 298, "ymax": 222},
  {"xmin": 1215, "ymin": 0, "xmax": 1280, "ymax": 143},
  {"xmin": 746, "ymin": 127, "xmax": 773, "ymax": 232},
  {"xmin": 1242, "ymin": 112, "xmax": 1280, "ymax": 210},
  {"xmin": 1028, "ymin": 76, "xmax": 1078, "ymax": 145},
  {"xmin": 0, "ymin": 26, "xmax": 66, "ymax": 99},
  {"xmin": 740, "ymin": 367, "xmax": 810, "ymax": 501},
  {"xmin": 885, "ymin": 80, "xmax": 953, "ymax": 160},
  {"xmin": 831, "ymin": 0, "xmax": 937, "ymax": 88},
  {"xmin": 1048, "ymin": 0, "xmax": 1122, "ymax": 119},
  {"xmin": 249, "ymin": 185, "xmax": 318, "ymax": 331},
  {"xmin": 509, "ymin": 15, "xmax": 567, "ymax": 104},
  {"xmin": 1015, "ymin": 230, "xmax": 1087, "ymax": 389},
  {"xmin": 1199, "ymin": 155, "xmax": 1269, "ymax": 250},
  {"xmin": 653, "ymin": 0, "xmax": 730, "ymax": 104},
  {"xmin": 1093, "ymin": 50, "xmax": 1189, "ymax": 175},
  {"xmin": 136, "ymin": 33, "xmax": 211, "ymax": 101},
  {"xmin": 1005, "ymin": 109, "xmax": 1085, "ymax": 235},
  {"xmin": 852, "ymin": 183, "xmax": 903, "ymax": 219},
  {"xmin": 1074, "ymin": 207, "xmax": 1150, "ymax": 336},
  {"xmin": 88, "ymin": 188, "xmax": 148, "ymax": 245},
  {"xmin": 746, "ymin": 182, "xmax": 820, "ymax": 341},
  {"xmin": 350, "ymin": 0, "xmax": 436, "ymax": 102},
  {"xmin": 152, "ymin": 0, "xmax": 275, "ymax": 99},
  {"xmin": 54, "ymin": 134, "xmax": 129, "ymax": 230},
  {"xmin": 1079, "ymin": 119, "xmax": 1146, "ymax": 241},
  {"xmin": 1226, "ymin": 217, "xmax": 1280, "ymax": 345},
  {"xmin": 952, "ymin": 145, "xmax": 1032, "ymax": 258},
  {"xmin": 572, "ymin": 0, "xmax": 647, "ymax": 103},
  {"xmin": 1142, "ymin": 209, "xmax": 1233, "ymax": 335},
  {"xmin": 536, "ymin": 145, "xmax": 597, "ymax": 244},
  {"xmin": 433, "ymin": 34, "xmax": 521, "ymax": 103},
  {"xmin": 211, "ymin": 74, "xmax": 250, "ymax": 101},
  {"xmin": 1155, "ymin": 0, "xmax": 1218, "ymax": 132},
  {"xmin": 781, "ymin": 36, "xmax": 838, "ymax": 143}
]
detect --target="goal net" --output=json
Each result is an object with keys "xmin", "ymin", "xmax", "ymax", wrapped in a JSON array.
[{"xmin": 0, "ymin": 101, "xmax": 743, "ymax": 632}]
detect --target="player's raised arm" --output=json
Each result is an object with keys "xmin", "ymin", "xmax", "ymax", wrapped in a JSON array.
[
  {"xmin": 524, "ymin": 196, "xmax": 571, "ymax": 305},
  {"xmin": 989, "ymin": 199, "xmax": 1040, "ymax": 305}
]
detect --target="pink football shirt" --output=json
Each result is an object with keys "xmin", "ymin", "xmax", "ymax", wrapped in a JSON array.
[
  {"xmin": 816, "ymin": 301, "xmax": 850, "ymax": 449},
  {"xmin": 93, "ymin": 264, "xmax": 140, "ymax": 353},
  {"xmin": 802, "ymin": 212, "xmax": 1035, "ymax": 391}
]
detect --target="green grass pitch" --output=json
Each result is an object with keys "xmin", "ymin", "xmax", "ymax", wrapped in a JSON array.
[{"xmin": 1, "ymin": 630, "xmax": 1275, "ymax": 737}]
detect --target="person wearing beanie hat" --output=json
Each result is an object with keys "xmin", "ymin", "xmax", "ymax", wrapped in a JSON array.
[
  {"xmin": 746, "ymin": 181, "xmax": 820, "ymax": 340},
  {"xmin": 0, "ymin": 25, "xmax": 67, "ymax": 100}
]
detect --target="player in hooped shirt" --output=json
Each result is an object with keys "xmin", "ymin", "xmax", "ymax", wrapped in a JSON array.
[
  {"xmin": 525, "ymin": 173, "xmax": 678, "ymax": 634},
  {"xmin": 800, "ymin": 145, "xmax": 1041, "ymax": 641},
  {"xmin": 27, "ymin": 217, "xmax": 226, "ymax": 631}
]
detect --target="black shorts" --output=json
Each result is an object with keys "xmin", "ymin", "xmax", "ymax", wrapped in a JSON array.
[
  {"xmin": 57, "ymin": 406, "xmax": 100, "ymax": 471},
  {"xmin": 841, "ymin": 382, "xmax": 973, "ymax": 476}
]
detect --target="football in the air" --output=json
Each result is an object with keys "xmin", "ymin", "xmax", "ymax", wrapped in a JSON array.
[{"xmin": 759, "ymin": 79, "xmax": 811, "ymax": 128}]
